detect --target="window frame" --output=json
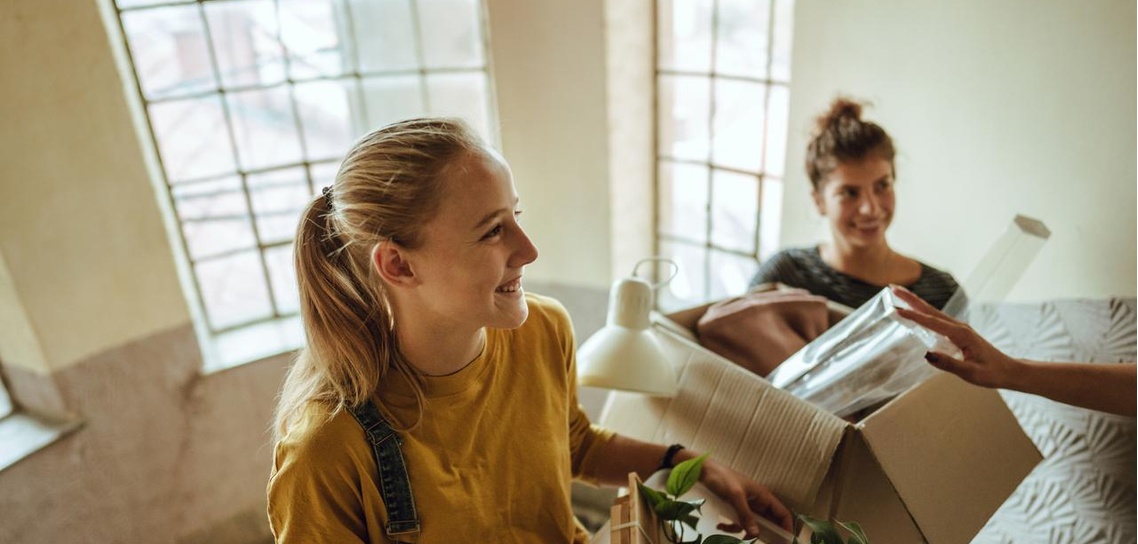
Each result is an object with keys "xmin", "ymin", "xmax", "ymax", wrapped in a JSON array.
[
  {"xmin": 652, "ymin": 0, "xmax": 794, "ymax": 309},
  {"xmin": 106, "ymin": 0, "xmax": 498, "ymax": 369}
]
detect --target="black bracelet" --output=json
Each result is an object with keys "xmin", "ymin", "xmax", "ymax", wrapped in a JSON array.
[{"xmin": 659, "ymin": 443, "xmax": 685, "ymax": 470}]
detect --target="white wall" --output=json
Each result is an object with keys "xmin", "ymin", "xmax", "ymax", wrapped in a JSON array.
[
  {"xmin": 487, "ymin": 0, "xmax": 614, "ymax": 289},
  {"xmin": 782, "ymin": 0, "xmax": 1136, "ymax": 301}
]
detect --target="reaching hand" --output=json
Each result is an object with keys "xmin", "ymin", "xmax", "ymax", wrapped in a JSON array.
[
  {"xmin": 697, "ymin": 456, "xmax": 795, "ymax": 536},
  {"xmin": 891, "ymin": 285, "xmax": 1021, "ymax": 389}
]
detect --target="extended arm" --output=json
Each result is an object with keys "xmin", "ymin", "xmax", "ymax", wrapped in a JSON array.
[{"xmin": 893, "ymin": 285, "xmax": 1136, "ymax": 417}]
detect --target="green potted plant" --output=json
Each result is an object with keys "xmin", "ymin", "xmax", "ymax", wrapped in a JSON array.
[{"xmin": 637, "ymin": 455, "xmax": 870, "ymax": 544}]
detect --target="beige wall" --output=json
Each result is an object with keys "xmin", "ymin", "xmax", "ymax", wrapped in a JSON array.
[
  {"xmin": 0, "ymin": 0, "xmax": 190, "ymax": 373},
  {"xmin": 487, "ymin": 0, "xmax": 614, "ymax": 289},
  {"xmin": 781, "ymin": 0, "xmax": 1137, "ymax": 301}
]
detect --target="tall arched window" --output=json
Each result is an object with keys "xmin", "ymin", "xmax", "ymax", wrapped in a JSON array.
[
  {"xmin": 654, "ymin": 0, "xmax": 794, "ymax": 310},
  {"xmin": 109, "ymin": 0, "xmax": 495, "ymax": 368}
]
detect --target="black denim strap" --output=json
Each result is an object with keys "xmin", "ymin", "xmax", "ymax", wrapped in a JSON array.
[{"xmin": 349, "ymin": 401, "xmax": 421, "ymax": 542}]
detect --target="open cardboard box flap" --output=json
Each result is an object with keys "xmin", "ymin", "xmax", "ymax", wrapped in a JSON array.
[
  {"xmin": 854, "ymin": 372, "xmax": 1041, "ymax": 544},
  {"xmin": 599, "ymin": 311, "xmax": 1041, "ymax": 544},
  {"xmin": 600, "ymin": 322, "xmax": 849, "ymax": 511}
]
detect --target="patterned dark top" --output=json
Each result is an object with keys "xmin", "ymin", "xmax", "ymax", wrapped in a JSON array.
[{"xmin": 749, "ymin": 246, "xmax": 962, "ymax": 310}]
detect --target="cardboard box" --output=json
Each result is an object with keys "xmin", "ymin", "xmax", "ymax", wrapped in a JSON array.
[{"xmin": 598, "ymin": 308, "xmax": 1042, "ymax": 544}]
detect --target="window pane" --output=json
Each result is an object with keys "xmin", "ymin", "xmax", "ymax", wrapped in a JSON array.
[
  {"xmin": 226, "ymin": 86, "xmax": 304, "ymax": 171},
  {"xmin": 710, "ymin": 169, "xmax": 758, "ymax": 254},
  {"xmin": 117, "ymin": 0, "xmax": 494, "ymax": 339},
  {"xmin": 658, "ymin": 75, "xmax": 711, "ymax": 161},
  {"xmin": 764, "ymin": 84, "xmax": 790, "ymax": 177},
  {"xmin": 715, "ymin": 0, "xmax": 772, "ymax": 79},
  {"xmin": 362, "ymin": 75, "xmax": 425, "ymax": 130},
  {"xmin": 352, "ymin": 0, "xmax": 420, "ymax": 72},
  {"xmin": 309, "ymin": 161, "xmax": 340, "ymax": 190},
  {"xmin": 122, "ymin": 5, "xmax": 217, "ymax": 100},
  {"xmin": 657, "ymin": 161, "xmax": 709, "ymax": 245},
  {"xmin": 296, "ymin": 80, "xmax": 360, "ymax": 162},
  {"xmin": 416, "ymin": 0, "xmax": 484, "ymax": 69},
  {"xmin": 173, "ymin": 177, "xmax": 257, "ymax": 260},
  {"xmin": 248, "ymin": 167, "xmax": 313, "ymax": 245},
  {"xmin": 759, "ymin": 176, "xmax": 783, "ymax": 261},
  {"xmin": 712, "ymin": 80, "xmax": 766, "ymax": 173},
  {"xmin": 770, "ymin": 0, "xmax": 795, "ymax": 82},
  {"xmin": 657, "ymin": 0, "xmax": 713, "ymax": 73},
  {"xmin": 265, "ymin": 245, "xmax": 300, "ymax": 314},
  {"xmin": 196, "ymin": 251, "xmax": 274, "ymax": 330},
  {"xmin": 425, "ymin": 72, "xmax": 491, "ymax": 141},
  {"xmin": 709, "ymin": 249, "xmax": 757, "ymax": 300},
  {"xmin": 204, "ymin": 0, "xmax": 287, "ymax": 89},
  {"xmin": 280, "ymin": 0, "xmax": 352, "ymax": 80},
  {"xmin": 658, "ymin": 240, "xmax": 708, "ymax": 312},
  {"xmin": 150, "ymin": 96, "xmax": 238, "ymax": 182}
]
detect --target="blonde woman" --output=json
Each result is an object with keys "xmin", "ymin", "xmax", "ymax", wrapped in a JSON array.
[{"xmin": 268, "ymin": 118, "xmax": 792, "ymax": 543}]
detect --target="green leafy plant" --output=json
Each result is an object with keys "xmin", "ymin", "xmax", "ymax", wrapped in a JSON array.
[
  {"xmin": 793, "ymin": 515, "xmax": 869, "ymax": 544},
  {"xmin": 636, "ymin": 455, "xmax": 870, "ymax": 544},
  {"xmin": 637, "ymin": 453, "xmax": 722, "ymax": 544}
]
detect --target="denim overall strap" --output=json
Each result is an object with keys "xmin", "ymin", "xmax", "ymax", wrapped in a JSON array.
[{"xmin": 349, "ymin": 401, "xmax": 421, "ymax": 542}]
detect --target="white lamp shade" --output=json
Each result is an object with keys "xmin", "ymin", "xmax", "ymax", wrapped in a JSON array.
[
  {"xmin": 576, "ymin": 277, "xmax": 678, "ymax": 397},
  {"xmin": 578, "ymin": 326, "xmax": 678, "ymax": 396}
]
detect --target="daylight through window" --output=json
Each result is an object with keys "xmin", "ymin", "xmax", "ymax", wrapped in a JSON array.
[
  {"xmin": 111, "ymin": 0, "xmax": 494, "ymax": 365},
  {"xmin": 654, "ymin": 0, "xmax": 794, "ymax": 310}
]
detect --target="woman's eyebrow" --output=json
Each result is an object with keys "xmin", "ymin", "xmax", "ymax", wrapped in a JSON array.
[{"xmin": 470, "ymin": 197, "xmax": 520, "ymax": 230}]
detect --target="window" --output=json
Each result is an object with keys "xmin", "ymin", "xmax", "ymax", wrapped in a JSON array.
[
  {"xmin": 109, "ymin": 0, "xmax": 495, "ymax": 367},
  {"xmin": 654, "ymin": 0, "xmax": 794, "ymax": 310}
]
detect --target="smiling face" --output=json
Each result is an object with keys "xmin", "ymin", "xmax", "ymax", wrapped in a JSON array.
[
  {"xmin": 813, "ymin": 156, "xmax": 896, "ymax": 250},
  {"xmin": 399, "ymin": 149, "xmax": 539, "ymax": 332}
]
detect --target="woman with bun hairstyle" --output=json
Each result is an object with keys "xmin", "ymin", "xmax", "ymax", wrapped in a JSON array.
[
  {"xmin": 750, "ymin": 98, "xmax": 960, "ymax": 310},
  {"xmin": 268, "ymin": 118, "xmax": 793, "ymax": 543}
]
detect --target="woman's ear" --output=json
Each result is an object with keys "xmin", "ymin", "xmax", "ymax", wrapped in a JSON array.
[{"xmin": 372, "ymin": 240, "xmax": 418, "ymax": 287}]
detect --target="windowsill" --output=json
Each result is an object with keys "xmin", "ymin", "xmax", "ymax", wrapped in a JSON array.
[
  {"xmin": 0, "ymin": 412, "xmax": 83, "ymax": 473},
  {"xmin": 202, "ymin": 315, "xmax": 304, "ymax": 374}
]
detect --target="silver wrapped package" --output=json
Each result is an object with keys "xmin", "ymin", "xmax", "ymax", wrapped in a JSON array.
[{"xmin": 766, "ymin": 287, "xmax": 960, "ymax": 418}]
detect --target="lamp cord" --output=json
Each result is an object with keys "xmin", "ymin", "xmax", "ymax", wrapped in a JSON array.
[{"xmin": 632, "ymin": 257, "xmax": 679, "ymax": 290}]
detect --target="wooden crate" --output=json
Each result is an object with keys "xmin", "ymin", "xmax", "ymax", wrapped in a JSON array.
[{"xmin": 610, "ymin": 473, "xmax": 662, "ymax": 544}]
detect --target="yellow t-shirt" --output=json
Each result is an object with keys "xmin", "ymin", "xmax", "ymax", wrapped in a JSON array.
[{"xmin": 268, "ymin": 294, "xmax": 614, "ymax": 543}]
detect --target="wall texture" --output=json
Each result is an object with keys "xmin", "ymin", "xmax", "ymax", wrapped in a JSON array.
[
  {"xmin": 971, "ymin": 299, "xmax": 1136, "ymax": 543},
  {"xmin": 0, "ymin": 325, "xmax": 286, "ymax": 544},
  {"xmin": 0, "ymin": 0, "xmax": 190, "ymax": 374},
  {"xmin": 781, "ymin": 0, "xmax": 1136, "ymax": 302},
  {"xmin": 487, "ymin": 0, "xmax": 614, "ymax": 289}
]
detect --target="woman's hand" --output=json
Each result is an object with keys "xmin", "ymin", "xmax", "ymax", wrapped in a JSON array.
[
  {"xmin": 891, "ymin": 285, "xmax": 1021, "ymax": 388},
  {"xmin": 696, "ymin": 455, "xmax": 794, "ymax": 536}
]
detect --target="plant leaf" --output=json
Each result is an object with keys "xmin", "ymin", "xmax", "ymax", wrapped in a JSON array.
[
  {"xmin": 836, "ymin": 520, "xmax": 869, "ymax": 544},
  {"xmin": 655, "ymin": 499, "xmax": 699, "ymax": 521},
  {"xmin": 637, "ymin": 482, "xmax": 667, "ymax": 510},
  {"xmin": 667, "ymin": 452, "xmax": 709, "ymax": 497},
  {"xmin": 798, "ymin": 514, "xmax": 844, "ymax": 544},
  {"xmin": 703, "ymin": 535, "xmax": 746, "ymax": 544},
  {"xmin": 680, "ymin": 513, "xmax": 701, "ymax": 530}
]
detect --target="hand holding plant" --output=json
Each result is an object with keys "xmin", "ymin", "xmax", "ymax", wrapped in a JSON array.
[{"xmin": 637, "ymin": 455, "xmax": 869, "ymax": 544}]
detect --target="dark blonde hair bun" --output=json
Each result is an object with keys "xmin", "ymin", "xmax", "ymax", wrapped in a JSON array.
[{"xmin": 805, "ymin": 97, "xmax": 895, "ymax": 189}]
